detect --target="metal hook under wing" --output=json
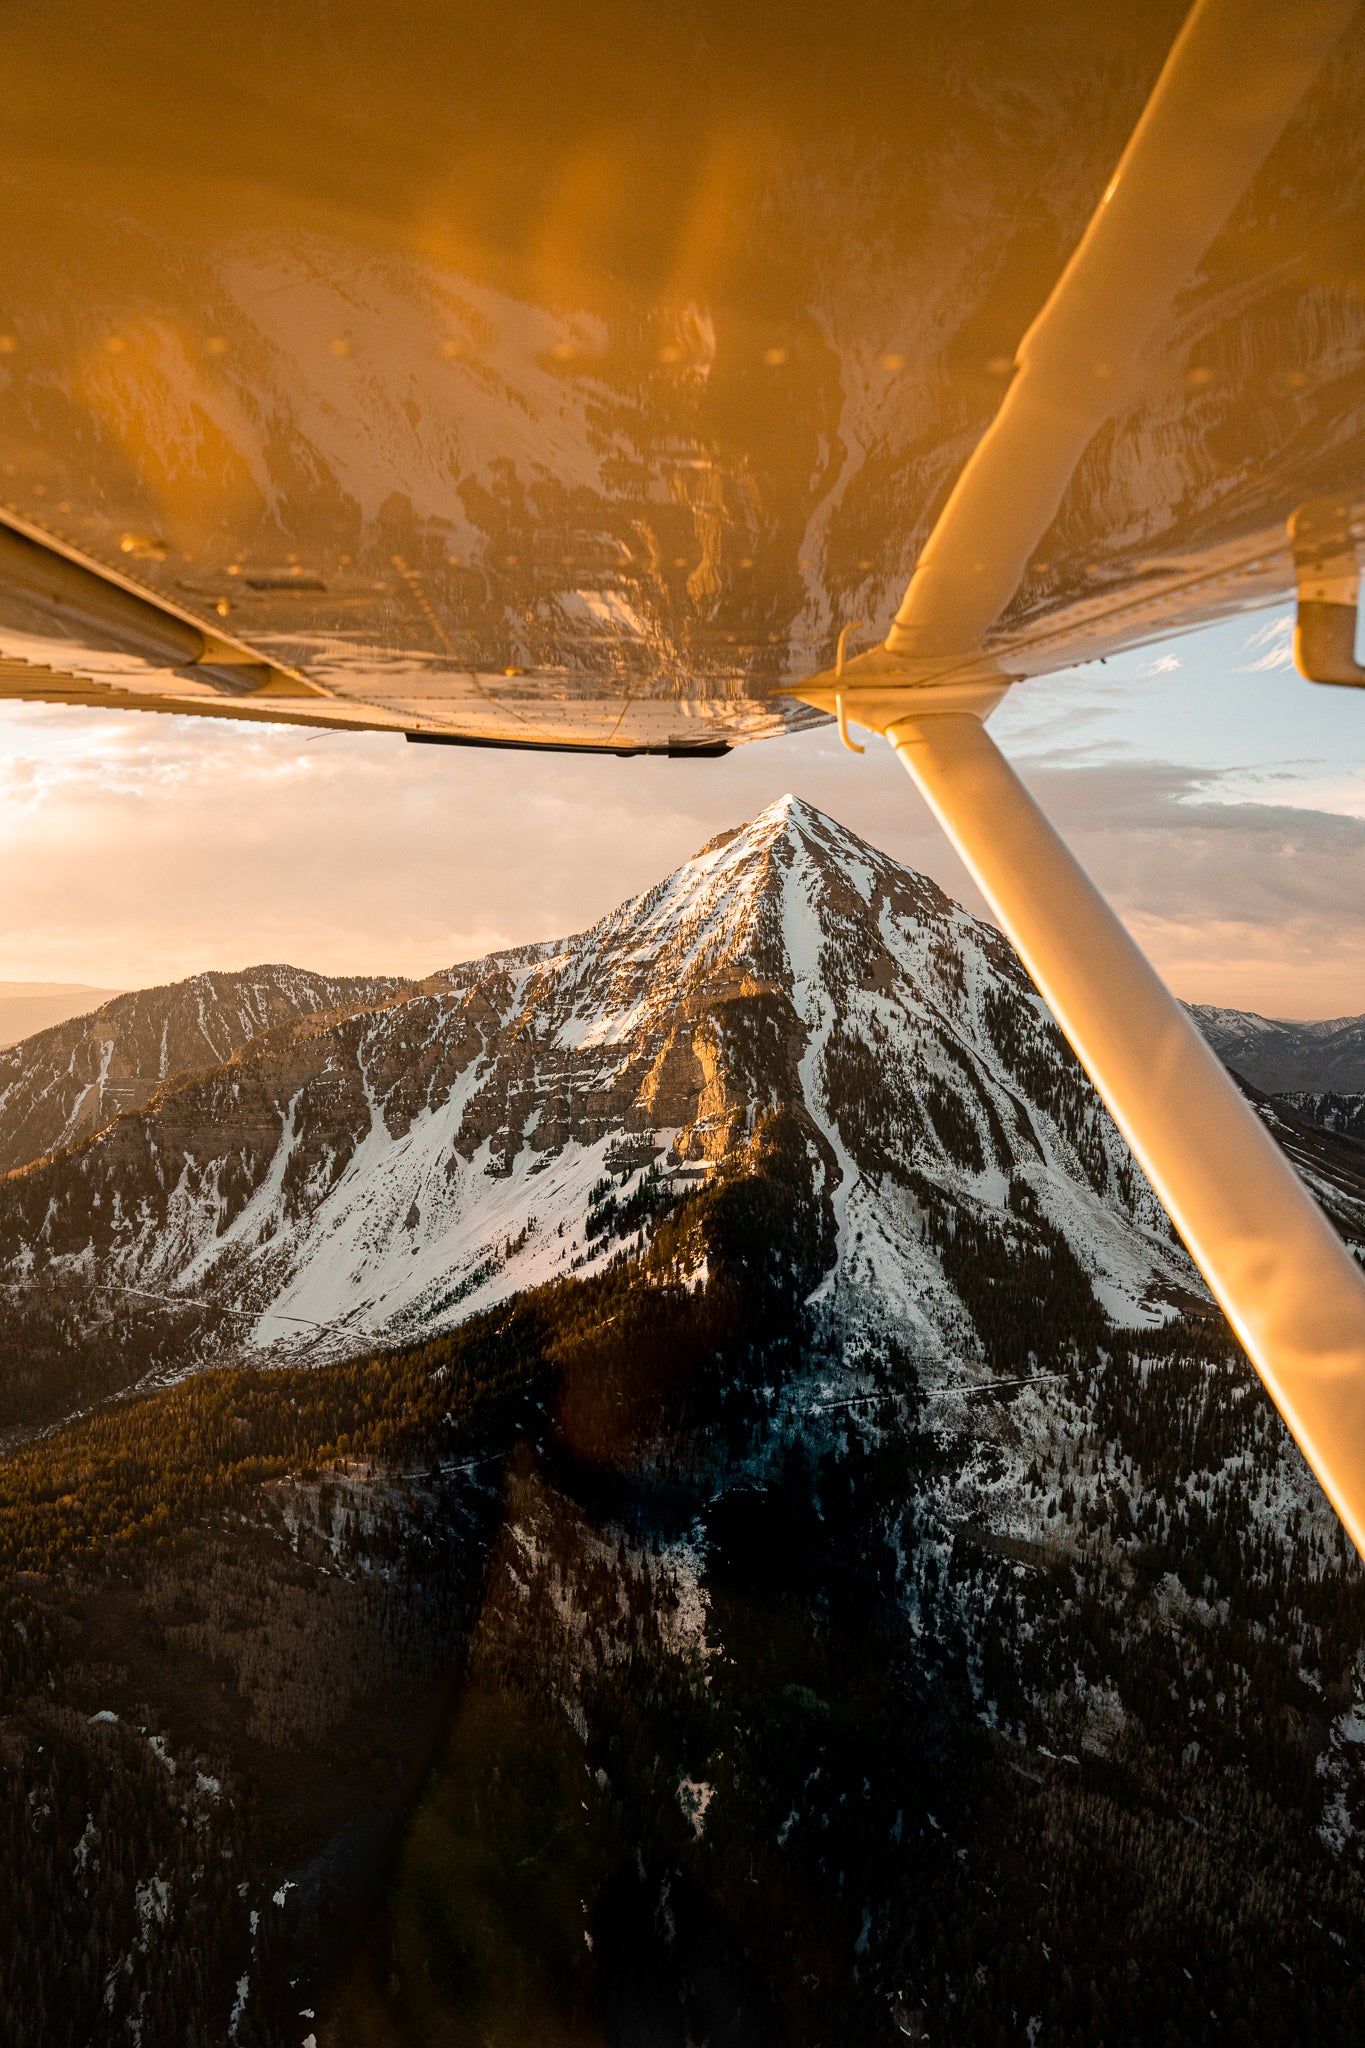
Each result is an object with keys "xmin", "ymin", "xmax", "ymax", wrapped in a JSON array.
[
  {"xmin": 835, "ymin": 622, "xmax": 866, "ymax": 752},
  {"xmin": 1290, "ymin": 498, "xmax": 1365, "ymax": 687}
]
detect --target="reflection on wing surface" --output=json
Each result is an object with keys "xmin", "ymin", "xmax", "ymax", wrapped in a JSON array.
[{"xmin": 0, "ymin": 0, "xmax": 1361, "ymax": 746}]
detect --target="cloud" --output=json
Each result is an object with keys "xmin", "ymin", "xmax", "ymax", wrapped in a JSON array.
[
  {"xmin": 1014, "ymin": 756, "xmax": 1365, "ymax": 1014},
  {"xmin": 0, "ymin": 705, "xmax": 927, "ymax": 984},
  {"xmin": 1238, "ymin": 615, "xmax": 1295, "ymax": 672},
  {"xmin": 4, "ymin": 698, "xmax": 1365, "ymax": 1020}
]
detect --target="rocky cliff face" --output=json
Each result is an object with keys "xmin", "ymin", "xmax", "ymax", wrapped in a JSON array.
[
  {"xmin": 0, "ymin": 964, "xmax": 408, "ymax": 1174},
  {"xmin": 0, "ymin": 797, "xmax": 1202, "ymax": 1413}
]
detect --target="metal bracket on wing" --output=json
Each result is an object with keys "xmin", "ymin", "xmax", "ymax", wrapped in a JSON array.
[
  {"xmin": 833, "ymin": 621, "xmax": 867, "ymax": 753},
  {"xmin": 0, "ymin": 508, "xmax": 329, "ymax": 697},
  {"xmin": 1290, "ymin": 498, "xmax": 1365, "ymax": 687}
]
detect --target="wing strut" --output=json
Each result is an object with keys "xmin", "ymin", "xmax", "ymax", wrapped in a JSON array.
[
  {"xmin": 886, "ymin": 0, "xmax": 1358, "ymax": 662},
  {"xmin": 799, "ymin": 0, "xmax": 1365, "ymax": 1546},
  {"xmin": 891, "ymin": 708, "xmax": 1365, "ymax": 1556}
]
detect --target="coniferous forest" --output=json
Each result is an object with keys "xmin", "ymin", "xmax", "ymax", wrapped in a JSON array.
[{"xmin": 4, "ymin": 1114, "xmax": 1365, "ymax": 2046}]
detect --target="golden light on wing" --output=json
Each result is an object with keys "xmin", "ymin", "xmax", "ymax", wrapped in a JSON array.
[
  {"xmin": 5, "ymin": 0, "xmax": 1360, "ymax": 756},
  {"xmin": 70, "ymin": 318, "xmax": 272, "ymax": 557},
  {"xmin": 887, "ymin": 0, "xmax": 1363, "ymax": 661}
]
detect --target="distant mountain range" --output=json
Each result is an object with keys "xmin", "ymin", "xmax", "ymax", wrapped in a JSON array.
[
  {"xmin": 0, "ymin": 982, "xmax": 125, "ymax": 1051},
  {"xmin": 1187, "ymin": 1002, "xmax": 1365, "ymax": 1094},
  {"xmin": 0, "ymin": 964, "xmax": 408, "ymax": 1173},
  {"xmin": 6, "ymin": 802, "xmax": 1365, "ymax": 2046}
]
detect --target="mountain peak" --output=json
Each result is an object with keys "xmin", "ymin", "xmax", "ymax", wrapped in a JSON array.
[
  {"xmin": 687, "ymin": 795, "xmax": 887, "ymax": 900},
  {"xmin": 0, "ymin": 767, "xmax": 1198, "ymax": 1368},
  {"xmin": 747, "ymin": 791, "xmax": 841, "ymax": 842},
  {"xmin": 692, "ymin": 794, "xmax": 835, "ymax": 864},
  {"xmin": 756, "ymin": 789, "xmax": 815, "ymax": 824}
]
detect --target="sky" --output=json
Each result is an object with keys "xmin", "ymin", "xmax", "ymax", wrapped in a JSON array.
[{"xmin": 4, "ymin": 601, "xmax": 1365, "ymax": 1020}]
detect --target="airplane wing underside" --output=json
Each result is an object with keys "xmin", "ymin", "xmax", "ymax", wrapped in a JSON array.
[
  {"xmin": 0, "ymin": 0, "xmax": 1359, "ymax": 752},
  {"xmin": 0, "ymin": 506, "xmax": 1331, "ymax": 754}
]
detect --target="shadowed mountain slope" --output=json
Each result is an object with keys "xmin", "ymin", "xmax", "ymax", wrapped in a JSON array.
[
  {"xmin": 1280, "ymin": 1090, "xmax": 1365, "ymax": 1144},
  {"xmin": 6, "ymin": 804, "xmax": 1365, "ymax": 2046}
]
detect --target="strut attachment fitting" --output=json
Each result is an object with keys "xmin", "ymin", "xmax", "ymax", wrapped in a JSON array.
[
  {"xmin": 1290, "ymin": 498, "xmax": 1364, "ymax": 687},
  {"xmin": 834, "ymin": 620, "xmax": 866, "ymax": 753}
]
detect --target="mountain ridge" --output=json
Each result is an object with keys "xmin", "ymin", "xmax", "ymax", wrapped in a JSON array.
[
  {"xmin": 0, "ymin": 794, "xmax": 1208, "ymax": 1427},
  {"xmin": 0, "ymin": 963, "xmax": 411, "ymax": 1175},
  {"xmin": 1186, "ymin": 1000, "xmax": 1365, "ymax": 1093},
  {"xmin": 2, "ymin": 812, "xmax": 1362, "ymax": 1416}
]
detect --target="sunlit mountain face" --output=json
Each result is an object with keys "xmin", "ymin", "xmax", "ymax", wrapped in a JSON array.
[{"xmin": 0, "ymin": 1, "xmax": 1362, "ymax": 746}]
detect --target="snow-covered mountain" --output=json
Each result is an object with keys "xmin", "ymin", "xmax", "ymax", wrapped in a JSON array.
[
  {"xmin": 1280, "ymin": 1090, "xmax": 1365, "ymax": 1143},
  {"xmin": 1232, "ymin": 1076, "xmax": 1365, "ymax": 1236},
  {"xmin": 0, "ymin": 964, "xmax": 409, "ymax": 1174},
  {"xmin": 0, "ymin": 797, "xmax": 1205, "ymax": 1392},
  {"xmin": 10, "ymin": 800, "xmax": 1365, "ymax": 2047},
  {"xmin": 1188, "ymin": 1002, "xmax": 1365, "ymax": 1094}
]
